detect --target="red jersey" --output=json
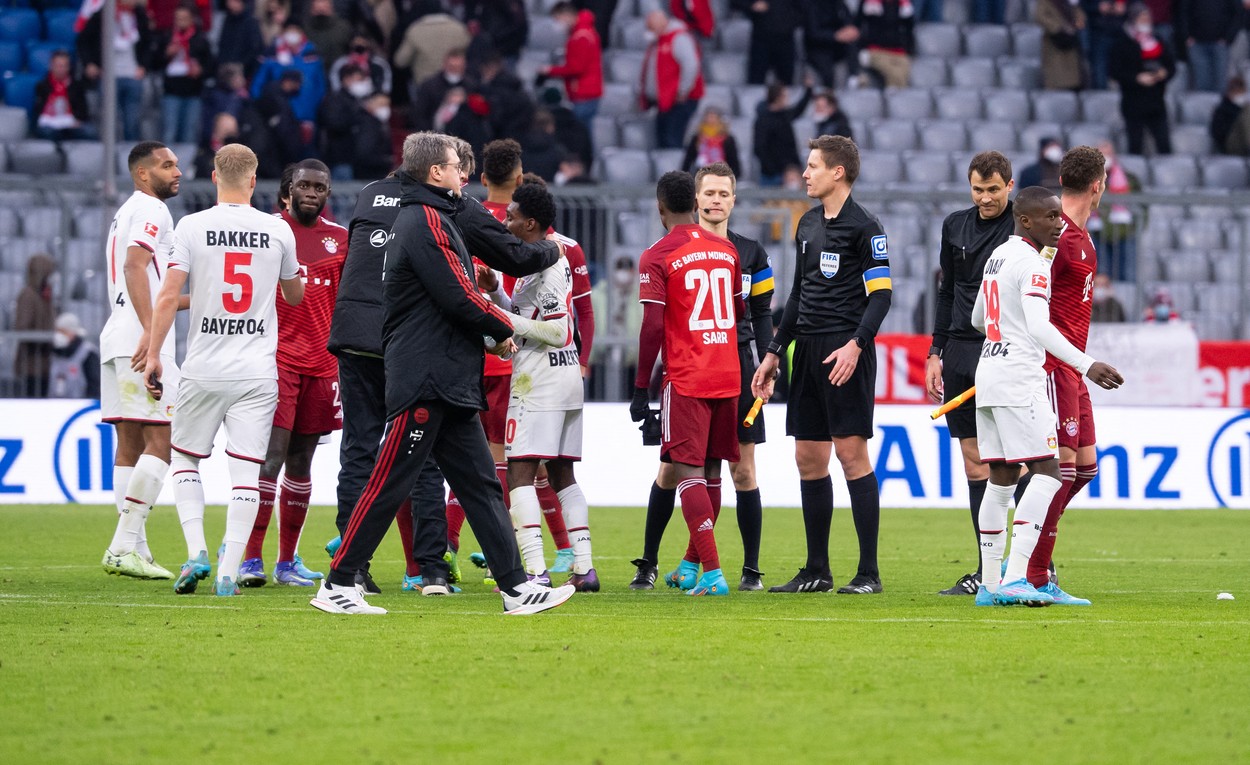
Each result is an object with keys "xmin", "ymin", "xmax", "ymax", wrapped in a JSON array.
[
  {"xmin": 481, "ymin": 200, "xmax": 513, "ymax": 377},
  {"xmin": 638, "ymin": 223, "xmax": 740, "ymax": 399},
  {"xmin": 1044, "ymin": 212, "xmax": 1096, "ymax": 372},
  {"xmin": 276, "ymin": 210, "xmax": 347, "ymax": 377}
]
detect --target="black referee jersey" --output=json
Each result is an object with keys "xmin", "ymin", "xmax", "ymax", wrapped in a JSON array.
[
  {"xmin": 931, "ymin": 202, "xmax": 1014, "ymax": 349},
  {"xmin": 728, "ymin": 229, "xmax": 775, "ymax": 361},
  {"xmin": 770, "ymin": 196, "xmax": 892, "ymax": 352}
]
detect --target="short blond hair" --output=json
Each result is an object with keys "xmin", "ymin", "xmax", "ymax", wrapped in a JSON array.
[{"xmin": 214, "ymin": 144, "xmax": 258, "ymax": 189}]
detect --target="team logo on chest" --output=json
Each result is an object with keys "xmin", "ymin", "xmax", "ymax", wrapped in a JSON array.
[
  {"xmin": 819, "ymin": 251, "xmax": 840, "ymax": 279},
  {"xmin": 322, "ymin": 237, "xmax": 339, "ymax": 254}
]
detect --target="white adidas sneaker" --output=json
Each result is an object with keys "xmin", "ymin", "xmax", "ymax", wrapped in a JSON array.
[
  {"xmin": 310, "ymin": 581, "xmax": 387, "ymax": 615},
  {"xmin": 501, "ymin": 580, "xmax": 575, "ymax": 616}
]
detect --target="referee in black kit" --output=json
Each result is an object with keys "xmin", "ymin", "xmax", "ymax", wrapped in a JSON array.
[
  {"xmin": 752, "ymin": 135, "xmax": 891, "ymax": 595},
  {"xmin": 925, "ymin": 151, "xmax": 1016, "ymax": 597}
]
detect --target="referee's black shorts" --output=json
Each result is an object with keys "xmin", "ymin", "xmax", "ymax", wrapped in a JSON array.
[
  {"xmin": 736, "ymin": 344, "xmax": 765, "ymax": 444},
  {"xmin": 940, "ymin": 338, "xmax": 981, "ymax": 441},
  {"xmin": 786, "ymin": 330, "xmax": 876, "ymax": 441}
]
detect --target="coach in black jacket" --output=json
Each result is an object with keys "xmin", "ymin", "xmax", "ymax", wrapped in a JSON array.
[{"xmin": 323, "ymin": 133, "xmax": 546, "ymax": 610}]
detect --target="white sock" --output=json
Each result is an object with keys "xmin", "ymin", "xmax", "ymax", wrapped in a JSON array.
[
  {"xmin": 220, "ymin": 488, "xmax": 260, "ymax": 583},
  {"xmin": 172, "ymin": 454, "xmax": 206, "ymax": 558},
  {"xmin": 557, "ymin": 484, "xmax": 592, "ymax": 574},
  {"xmin": 977, "ymin": 483, "xmax": 1016, "ymax": 594},
  {"xmin": 114, "ymin": 455, "xmax": 169, "ymax": 555},
  {"xmin": 509, "ymin": 485, "xmax": 546, "ymax": 575},
  {"xmin": 107, "ymin": 465, "xmax": 135, "ymax": 552},
  {"xmin": 1004, "ymin": 474, "xmax": 1062, "ymax": 584}
]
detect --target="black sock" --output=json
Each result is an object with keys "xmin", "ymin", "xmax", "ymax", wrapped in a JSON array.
[
  {"xmin": 799, "ymin": 477, "xmax": 833, "ymax": 575},
  {"xmin": 1013, "ymin": 472, "xmax": 1033, "ymax": 507},
  {"xmin": 736, "ymin": 488, "xmax": 762, "ymax": 571},
  {"xmin": 968, "ymin": 478, "xmax": 988, "ymax": 577},
  {"xmin": 641, "ymin": 481, "xmax": 676, "ymax": 563},
  {"xmin": 847, "ymin": 472, "xmax": 880, "ymax": 581}
]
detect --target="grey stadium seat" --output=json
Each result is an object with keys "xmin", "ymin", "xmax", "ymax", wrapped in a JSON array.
[
  {"xmin": 1188, "ymin": 204, "xmax": 1228, "ymax": 221},
  {"xmin": 1065, "ymin": 122, "xmax": 1113, "ymax": 148},
  {"xmin": 885, "ymin": 88, "xmax": 933, "ymax": 119},
  {"xmin": 592, "ymin": 115, "xmax": 619, "ymax": 152},
  {"xmin": 72, "ymin": 205, "xmax": 106, "ymax": 239},
  {"xmin": 605, "ymin": 50, "xmax": 644, "ymax": 84},
  {"xmin": 1170, "ymin": 124, "xmax": 1212, "ymax": 156},
  {"xmin": 915, "ymin": 23, "xmax": 962, "ymax": 57},
  {"xmin": 1174, "ymin": 219, "xmax": 1224, "ymax": 250},
  {"xmin": 718, "ymin": 17, "xmax": 751, "ymax": 51},
  {"xmin": 0, "ymin": 105, "xmax": 26, "ymax": 141},
  {"xmin": 705, "ymin": 53, "xmax": 747, "ymax": 86},
  {"xmin": 618, "ymin": 115, "xmax": 655, "ymax": 150},
  {"xmin": 1193, "ymin": 312, "xmax": 1235, "ymax": 340},
  {"xmin": 963, "ymin": 25, "xmax": 1012, "ymax": 58},
  {"xmin": 650, "ymin": 148, "xmax": 684, "ymax": 175},
  {"xmin": 1210, "ymin": 250, "xmax": 1240, "ymax": 281},
  {"xmin": 933, "ymin": 88, "xmax": 981, "ymax": 120},
  {"xmin": 735, "ymin": 85, "xmax": 768, "ymax": 119},
  {"xmin": 837, "ymin": 89, "xmax": 884, "ymax": 120},
  {"xmin": 1118, "ymin": 153, "xmax": 1149, "ymax": 182},
  {"xmin": 1178, "ymin": 91, "xmax": 1221, "ymax": 125},
  {"xmin": 1011, "ymin": 23, "xmax": 1042, "ymax": 58},
  {"xmin": 792, "ymin": 117, "xmax": 816, "ymax": 147},
  {"xmin": 918, "ymin": 120, "xmax": 967, "ymax": 152},
  {"xmin": 902, "ymin": 151, "xmax": 952, "ymax": 185},
  {"xmin": 1201, "ymin": 283, "xmax": 1240, "ymax": 314},
  {"xmin": 22, "ymin": 206, "xmax": 64, "ymax": 239},
  {"xmin": 1017, "ymin": 122, "xmax": 1063, "ymax": 153},
  {"xmin": 1164, "ymin": 252, "xmax": 1212, "ymax": 282},
  {"xmin": 981, "ymin": 88, "xmax": 1031, "ymax": 122},
  {"xmin": 699, "ymin": 85, "xmax": 735, "ymax": 117},
  {"xmin": 1080, "ymin": 91, "xmax": 1122, "ymax": 124},
  {"xmin": 0, "ymin": 207, "xmax": 16, "ymax": 237},
  {"xmin": 62, "ymin": 140, "xmax": 107, "ymax": 178},
  {"xmin": 600, "ymin": 148, "xmax": 653, "ymax": 185},
  {"xmin": 530, "ymin": 17, "xmax": 567, "ymax": 51},
  {"xmin": 1146, "ymin": 281, "xmax": 1196, "ymax": 312},
  {"xmin": 996, "ymin": 59, "xmax": 1040, "ymax": 90},
  {"xmin": 1149, "ymin": 155, "xmax": 1200, "ymax": 189},
  {"xmin": 878, "ymin": 214, "xmax": 925, "ymax": 252},
  {"xmin": 907, "ymin": 57, "xmax": 949, "ymax": 88},
  {"xmin": 1203, "ymin": 156, "xmax": 1249, "ymax": 189},
  {"xmin": 950, "ymin": 58, "xmax": 998, "ymax": 88},
  {"xmin": 858, "ymin": 150, "xmax": 904, "ymax": 186},
  {"xmin": 599, "ymin": 83, "xmax": 635, "ymax": 117},
  {"xmin": 966, "ymin": 120, "xmax": 1020, "ymax": 153},
  {"xmin": 9, "ymin": 140, "xmax": 63, "ymax": 175},
  {"xmin": 614, "ymin": 17, "xmax": 649, "ymax": 50},
  {"xmin": 868, "ymin": 119, "xmax": 918, "ymax": 152},
  {"xmin": 1031, "ymin": 91, "xmax": 1080, "ymax": 123},
  {"xmin": 1, "ymin": 237, "xmax": 54, "ymax": 272}
]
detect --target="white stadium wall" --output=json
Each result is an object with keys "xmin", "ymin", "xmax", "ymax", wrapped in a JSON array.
[{"xmin": 9, "ymin": 400, "xmax": 1250, "ymax": 510}]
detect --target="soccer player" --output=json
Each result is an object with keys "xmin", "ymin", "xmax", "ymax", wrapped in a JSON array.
[
  {"xmin": 925, "ymin": 151, "xmax": 1016, "ymax": 596},
  {"xmin": 630, "ymin": 170, "xmax": 742, "ymax": 597},
  {"xmin": 496, "ymin": 182, "xmax": 598, "ymax": 591},
  {"xmin": 751, "ymin": 135, "xmax": 890, "ymax": 595},
  {"xmin": 628, "ymin": 161, "xmax": 774, "ymax": 592},
  {"xmin": 967, "ymin": 185, "xmax": 1122, "ymax": 606},
  {"xmin": 312, "ymin": 132, "xmax": 573, "ymax": 615},
  {"xmin": 1026, "ymin": 146, "xmax": 1111, "ymax": 600},
  {"xmin": 241, "ymin": 159, "xmax": 347, "ymax": 587},
  {"xmin": 100, "ymin": 141, "xmax": 183, "ymax": 580},
  {"xmin": 143, "ymin": 144, "xmax": 305, "ymax": 596}
]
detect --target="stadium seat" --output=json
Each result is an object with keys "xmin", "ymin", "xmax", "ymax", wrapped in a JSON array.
[
  {"xmin": 530, "ymin": 17, "xmax": 566, "ymax": 51},
  {"xmin": 1010, "ymin": 23, "xmax": 1042, "ymax": 59},
  {"xmin": 734, "ymin": 85, "xmax": 767, "ymax": 119},
  {"xmin": 8, "ymin": 139, "xmax": 62, "ymax": 174},
  {"xmin": 1188, "ymin": 203, "xmax": 1227, "ymax": 221},
  {"xmin": 1170, "ymin": 124, "xmax": 1212, "ymax": 156},
  {"xmin": 618, "ymin": 115, "xmax": 654, "ymax": 150},
  {"xmin": 43, "ymin": 9, "xmax": 78, "ymax": 46},
  {"xmin": 2, "ymin": 72, "xmax": 38, "ymax": 111},
  {"xmin": 1017, "ymin": 122, "xmax": 1063, "ymax": 154},
  {"xmin": 932, "ymin": 88, "xmax": 981, "ymax": 120},
  {"xmin": 867, "ymin": 119, "xmax": 917, "ymax": 151},
  {"xmin": 996, "ymin": 59, "xmax": 1040, "ymax": 90},
  {"xmin": 1193, "ymin": 311, "xmax": 1235, "ymax": 340},
  {"xmin": 70, "ymin": 203, "xmax": 106, "ymax": 239},
  {"xmin": 599, "ymin": 82, "xmax": 635, "ymax": 117},
  {"xmin": 1178, "ymin": 91, "xmax": 1221, "ymax": 125},
  {"xmin": 1210, "ymin": 250, "xmax": 1240, "ymax": 282},
  {"xmin": 917, "ymin": 119, "xmax": 966, "ymax": 152},
  {"xmin": 1, "ymin": 236, "xmax": 54, "ymax": 272},
  {"xmin": 0, "ymin": 207, "xmax": 17, "ymax": 237},
  {"xmin": 1200, "ymin": 283, "xmax": 1239, "ymax": 314},
  {"xmin": 792, "ymin": 116, "xmax": 815, "ymax": 147},
  {"xmin": 1174, "ymin": 219, "xmax": 1224, "ymax": 250},
  {"xmin": 837, "ymin": 89, "xmax": 883, "ymax": 121},
  {"xmin": 0, "ymin": 9, "xmax": 40, "ymax": 43},
  {"xmin": 0, "ymin": 41, "xmax": 21, "ymax": 74},
  {"xmin": 1164, "ymin": 252, "xmax": 1212, "ymax": 282},
  {"xmin": 907, "ymin": 57, "xmax": 948, "ymax": 88},
  {"xmin": 963, "ymin": 25, "xmax": 1012, "ymax": 58},
  {"xmin": 614, "ymin": 17, "xmax": 648, "ymax": 51},
  {"xmin": 901, "ymin": 150, "xmax": 952, "ymax": 185},
  {"xmin": 717, "ymin": 17, "xmax": 751, "ymax": 52},
  {"xmin": 885, "ymin": 88, "xmax": 932, "ymax": 120},
  {"xmin": 915, "ymin": 23, "xmax": 962, "ymax": 57},
  {"xmin": 591, "ymin": 114, "xmax": 618, "ymax": 151},
  {"xmin": 616, "ymin": 211, "xmax": 652, "ymax": 247},
  {"xmin": 1202, "ymin": 156, "xmax": 1249, "ymax": 189},
  {"xmin": 1065, "ymin": 122, "xmax": 1113, "ymax": 148},
  {"xmin": 700, "ymin": 84, "xmax": 734, "ymax": 118},
  {"xmin": 704, "ymin": 53, "xmax": 746, "ymax": 86},
  {"xmin": 878, "ymin": 213, "xmax": 925, "ymax": 251},
  {"xmin": 1118, "ymin": 153, "xmax": 1149, "ymax": 182},
  {"xmin": 1149, "ymin": 155, "xmax": 1200, "ymax": 189},
  {"xmin": 651, "ymin": 147, "xmax": 684, "ymax": 176},
  {"xmin": 600, "ymin": 147, "xmax": 652, "ymax": 185},
  {"xmin": 0, "ymin": 104, "xmax": 26, "ymax": 141},
  {"xmin": 950, "ymin": 58, "xmax": 997, "ymax": 88},
  {"xmin": 1031, "ymin": 91, "xmax": 1079, "ymax": 123},
  {"xmin": 966, "ymin": 120, "xmax": 1019, "ymax": 153},
  {"xmin": 22, "ymin": 205, "xmax": 63, "ymax": 239},
  {"xmin": 858, "ymin": 150, "xmax": 904, "ymax": 185},
  {"xmin": 24, "ymin": 42, "xmax": 61, "ymax": 77},
  {"xmin": 605, "ymin": 50, "xmax": 643, "ymax": 85},
  {"xmin": 981, "ymin": 88, "xmax": 1031, "ymax": 123},
  {"xmin": 1080, "ymin": 90, "xmax": 1122, "ymax": 124}
]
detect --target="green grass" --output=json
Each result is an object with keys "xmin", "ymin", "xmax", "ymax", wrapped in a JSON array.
[{"xmin": 1, "ymin": 504, "xmax": 1247, "ymax": 764}]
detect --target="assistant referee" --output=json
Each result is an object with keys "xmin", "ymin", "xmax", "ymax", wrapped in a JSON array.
[
  {"xmin": 752, "ymin": 135, "xmax": 891, "ymax": 595},
  {"xmin": 925, "ymin": 151, "xmax": 1016, "ymax": 597}
]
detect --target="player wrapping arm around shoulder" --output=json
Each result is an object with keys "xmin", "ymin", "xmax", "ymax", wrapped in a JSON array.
[{"xmin": 967, "ymin": 185, "xmax": 1122, "ymax": 608}]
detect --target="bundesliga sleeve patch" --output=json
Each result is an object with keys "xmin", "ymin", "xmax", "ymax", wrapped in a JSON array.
[
  {"xmin": 144, "ymin": 222, "xmax": 159, "ymax": 237},
  {"xmin": 1031, "ymin": 274, "xmax": 1049, "ymax": 289},
  {"xmin": 871, "ymin": 235, "xmax": 888, "ymax": 260}
]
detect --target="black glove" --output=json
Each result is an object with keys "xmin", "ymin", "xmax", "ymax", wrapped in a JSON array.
[
  {"xmin": 640, "ymin": 409, "xmax": 662, "ymax": 446},
  {"xmin": 629, "ymin": 386, "xmax": 650, "ymax": 422}
]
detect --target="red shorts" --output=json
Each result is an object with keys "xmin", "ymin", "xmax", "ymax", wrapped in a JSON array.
[
  {"xmin": 274, "ymin": 368, "xmax": 342, "ymax": 435},
  {"xmin": 479, "ymin": 374, "xmax": 510, "ymax": 444},
  {"xmin": 660, "ymin": 382, "xmax": 740, "ymax": 466},
  {"xmin": 1047, "ymin": 365, "xmax": 1095, "ymax": 450}
]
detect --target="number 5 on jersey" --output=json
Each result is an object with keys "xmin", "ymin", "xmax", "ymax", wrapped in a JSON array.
[{"xmin": 223, "ymin": 251, "xmax": 254, "ymax": 313}]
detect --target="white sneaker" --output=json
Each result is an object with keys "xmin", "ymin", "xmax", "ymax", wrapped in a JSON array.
[
  {"xmin": 310, "ymin": 581, "xmax": 387, "ymax": 615},
  {"xmin": 501, "ymin": 580, "xmax": 575, "ymax": 616}
]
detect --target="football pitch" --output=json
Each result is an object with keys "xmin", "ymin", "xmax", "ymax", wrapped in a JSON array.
[{"xmin": 1, "ymin": 504, "xmax": 1247, "ymax": 763}]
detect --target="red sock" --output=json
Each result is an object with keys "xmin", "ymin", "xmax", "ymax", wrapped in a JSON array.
[
  {"xmin": 244, "ymin": 477, "xmax": 277, "ymax": 560},
  {"xmin": 707, "ymin": 478, "xmax": 722, "ymax": 523},
  {"xmin": 277, "ymin": 475, "xmax": 311, "ymax": 563},
  {"xmin": 496, "ymin": 462, "xmax": 510, "ymax": 509},
  {"xmin": 536, "ymin": 478, "xmax": 571, "ymax": 549},
  {"xmin": 1069, "ymin": 463, "xmax": 1097, "ymax": 505},
  {"xmin": 678, "ymin": 477, "xmax": 719, "ymax": 572},
  {"xmin": 446, "ymin": 492, "xmax": 465, "ymax": 552},
  {"xmin": 395, "ymin": 499, "xmax": 420, "ymax": 577},
  {"xmin": 1027, "ymin": 462, "xmax": 1075, "ymax": 587}
]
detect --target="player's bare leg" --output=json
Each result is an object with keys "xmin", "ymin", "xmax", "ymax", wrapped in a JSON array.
[
  {"xmin": 545, "ymin": 459, "xmax": 596, "ymax": 590},
  {"xmin": 506, "ymin": 458, "xmax": 549, "ymax": 582},
  {"xmin": 730, "ymin": 442, "xmax": 764, "ymax": 590},
  {"xmin": 103, "ymin": 421, "xmax": 173, "ymax": 579}
]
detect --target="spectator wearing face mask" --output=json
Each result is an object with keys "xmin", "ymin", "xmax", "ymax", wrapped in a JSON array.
[
  {"xmin": 1143, "ymin": 287, "xmax": 1180, "ymax": 322},
  {"xmin": 217, "ymin": 0, "xmax": 265, "ymax": 80},
  {"xmin": 1109, "ymin": 4, "xmax": 1174, "ymax": 155},
  {"xmin": 320, "ymin": 64, "xmax": 380, "ymax": 179},
  {"xmin": 330, "ymin": 33, "xmax": 393, "ymax": 96},
  {"xmin": 590, "ymin": 256, "xmax": 643, "ymax": 379},
  {"xmin": 410, "ymin": 49, "xmax": 469, "ymax": 132},
  {"xmin": 1018, "ymin": 137, "xmax": 1064, "ymax": 192},
  {"xmin": 1090, "ymin": 274, "xmax": 1127, "ymax": 323},
  {"xmin": 252, "ymin": 21, "xmax": 327, "ymax": 126},
  {"xmin": 1211, "ymin": 75, "xmax": 1250, "ymax": 154},
  {"xmin": 155, "ymin": 5, "xmax": 215, "ymax": 144},
  {"xmin": 307, "ymin": 0, "xmax": 354, "ymax": 68},
  {"xmin": 49, "ymin": 313, "xmax": 101, "ymax": 400}
]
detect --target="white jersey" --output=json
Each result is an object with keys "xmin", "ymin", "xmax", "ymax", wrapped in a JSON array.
[
  {"xmin": 100, "ymin": 191, "xmax": 176, "ymax": 361},
  {"xmin": 168, "ymin": 203, "xmax": 299, "ymax": 382},
  {"xmin": 510, "ymin": 259, "xmax": 583, "ymax": 412},
  {"xmin": 973, "ymin": 236, "xmax": 1056, "ymax": 407}
]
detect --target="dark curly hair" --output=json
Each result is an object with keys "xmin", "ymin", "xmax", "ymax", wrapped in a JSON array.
[
  {"xmin": 512, "ymin": 181, "xmax": 557, "ymax": 232},
  {"xmin": 482, "ymin": 139, "xmax": 523, "ymax": 186},
  {"xmin": 656, "ymin": 170, "xmax": 696, "ymax": 214},
  {"xmin": 1059, "ymin": 145, "xmax": 1106, "ymax": 193}
]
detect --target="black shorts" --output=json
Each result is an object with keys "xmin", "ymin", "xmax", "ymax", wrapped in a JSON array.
[
  {"xmin": 737, "ymin": 344, "xmax": 765, "ymax": 444},
  {"xmin": 941, "ymin": 338, "xmax": 981, "ymax": 440},
  {"xmin": 786, "ymin": 331, "xmax": 875, "ymax": 441}
]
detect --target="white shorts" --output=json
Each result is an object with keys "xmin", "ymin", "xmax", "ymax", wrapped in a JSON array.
[
  {"xmin": 504, "ymin": 405, "xmax": 582, "ymax": 461},
  {"xmin": 101, "ymin": 356, "xmax": 180, "ymax": 424},
  {"xmin": 171, "ymin": 377, "xmax": 278, "ymax": 464},
  {"xmin": 976, "ymin": 395, "xmax": 1059, "ymax": 465}
]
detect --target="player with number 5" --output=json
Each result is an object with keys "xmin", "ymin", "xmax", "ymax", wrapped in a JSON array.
[{"xmin": 144, "ymin": 144, "xmax": 305, "ymax": 596}]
